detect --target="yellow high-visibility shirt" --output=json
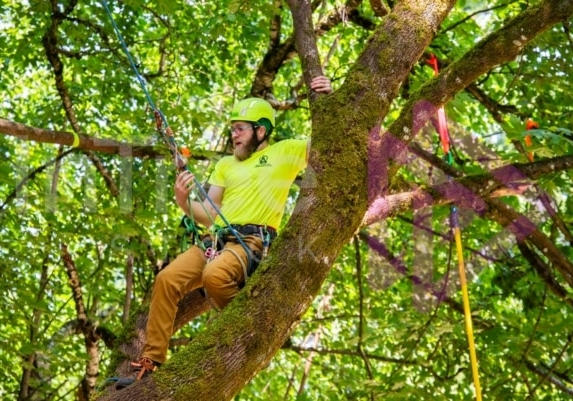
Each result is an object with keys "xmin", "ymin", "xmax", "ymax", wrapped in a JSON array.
[{"xmin": 208, "ymin": 139, "xmax": 307, "ymax": 230}]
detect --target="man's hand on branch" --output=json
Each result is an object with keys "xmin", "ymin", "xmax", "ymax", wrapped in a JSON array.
[{"xmin": 310, "ymin": 76, "xmax": 333, "ymax": 95}]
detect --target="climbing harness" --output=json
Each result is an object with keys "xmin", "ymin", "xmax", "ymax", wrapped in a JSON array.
[
  {"xmin": 428, "ymin": 54, "xmax": 482, "ymax": 401},
  {"xmin": 99, "ymin": 0, "xmax": 259, "ymax": 273},
  {"xmin": 202, "ymin": 224, "xmax": 277, "ymax": 278}
]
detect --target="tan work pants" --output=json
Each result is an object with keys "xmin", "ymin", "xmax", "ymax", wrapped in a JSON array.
[{"xmin": 142, "ymin": 235, "xmax": 262, "ymax": 364}]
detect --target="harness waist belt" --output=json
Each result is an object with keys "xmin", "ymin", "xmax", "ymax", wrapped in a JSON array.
[{"xmin": 229, "ymin": 224, "xmax": 277, "ymax": 239}]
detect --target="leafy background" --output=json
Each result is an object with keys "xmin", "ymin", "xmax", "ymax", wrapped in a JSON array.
[{"xmin": 1, "ymin": 0, "xmax": 573, "ymax": 400}]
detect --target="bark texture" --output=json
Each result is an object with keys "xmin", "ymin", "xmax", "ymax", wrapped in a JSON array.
[
  {"xmin": 0, "ymin": 118, "xmax": 162, "ymax": 158},
  {"xmin": 97, "ymin": 0, "xmax": 573, "ymax": 400},
  {"xmin": 98, "ymin": 1, "xmax": 455, "ymax": 400}
]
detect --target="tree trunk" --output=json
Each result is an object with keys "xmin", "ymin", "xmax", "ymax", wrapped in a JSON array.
[{"xmin": 97, "ymin": 1, "xmax": 455, "ymax": 400}]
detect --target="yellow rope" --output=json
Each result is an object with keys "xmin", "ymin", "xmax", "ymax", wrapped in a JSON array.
[
  {"xmin": 453, "ymin": 226, "xmax": 482, "ymax": 401},
  {"xmin": 429, "ymin": 53, "xmax": 482, "ymax": 399}
]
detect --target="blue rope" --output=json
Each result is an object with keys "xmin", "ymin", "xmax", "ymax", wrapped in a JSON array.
[
  {"xmin": 99, "ymin": 0, "xmax": 252, "ymax": 266},
  {"xmin": 99, "ymin": 0, "xmax": 163, "ymax": 124}
]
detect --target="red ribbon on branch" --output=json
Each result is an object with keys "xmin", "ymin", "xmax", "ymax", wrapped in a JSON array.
[{"xmin": 427, "ymin": 54, "xmax": 451, "ymax": 155}]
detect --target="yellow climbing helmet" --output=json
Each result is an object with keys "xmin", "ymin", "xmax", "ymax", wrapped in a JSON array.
[{"xmin": 230, "ymin": 98, "xmax": 275, "ymax": 127}]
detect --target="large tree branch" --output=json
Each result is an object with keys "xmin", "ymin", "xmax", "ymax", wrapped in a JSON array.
[
  {"xmin": 42, "ymin": 0, "xmax": 81, "ymax": 134},
  {"xmin": 102, "ymin": 1, "xmax": 459, "ymax": 400},
  {"xmin": 286, "ymin": 0, "xmax": 325, "ymax": 103},
  {"xmin": 252, "ymin": 0, "xmax": 370, "ymax": 101},
  {"xmin": 61, "ymin": 244, "xmax": 100, "ymax": 396},
  {"xmin": 486, "ymin": 198, "xmax": 573, "ymax": 289},
  {"xmin": 465, "ymin": 82, "xmax": 522, "ymax": 124},
  {"xmin": 365, "ymin": 154, "xmax": 573, "ymax": 224},
  {"xmin": 364, "ymin": 150, "xmax": 573, "ymax": 306},
  {"xmin": 98, "ymin": 1, "xmax": 573, "ymax": 400},
  {"xmin": 524, "ymin": 358, "xmax": 573, "ymax": 396},
  {"xmin": 518, "ymin": 242, "xmax": 573, "ymax": 309},
  {"xmin": 315, "ymin": 0, "xmax": 378, "ymax": 33},
  {"xmin": 388, "ymin": 0, "xmax": 573, "ymax": 145},
  {"xmin": 368, "ymin": 0, "xmax": 573, "ymax": 216},
  {"xmin": 0, "ymin": 118, "xmax": 164, "ymax": 158},
  {"xmin": 43, "ymin": 3, "xmax": 123, "ymax": 199}
]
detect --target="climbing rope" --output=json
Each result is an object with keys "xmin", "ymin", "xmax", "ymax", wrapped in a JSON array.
[
  {"xmin": 428, "ymin": 54, "xmax": 483, "ymax": 401},
  {"xmin": 99, "ymin": 0, "xmax": 254, "ymax": 270}
]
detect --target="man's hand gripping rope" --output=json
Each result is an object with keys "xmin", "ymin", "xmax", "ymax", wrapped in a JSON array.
[{"xmin": 153, "ymin": 109, "xmax": 188, "ymax": 171}]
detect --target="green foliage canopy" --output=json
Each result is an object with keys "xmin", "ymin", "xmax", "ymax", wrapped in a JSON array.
[{"xmin": 1, "ymin": 0, "xmax": 573, "ymax": 400}]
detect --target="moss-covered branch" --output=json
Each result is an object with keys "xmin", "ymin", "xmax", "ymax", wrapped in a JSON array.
[
  {"xmin": 388, "ymin": 0, "xmax": 573, "ymax": 143},
  {"xmin": 364, "ymin": 153, "xmax": 573, "ymax": 224},
  {"xmin": 0, "ymin": 118, "xmax": 165, "ymax": 158}
]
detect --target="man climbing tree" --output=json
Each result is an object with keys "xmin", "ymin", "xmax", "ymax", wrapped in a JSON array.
[
  {"xmin": 2, "ymin": 1, "xmax": 573, "ymax": 401},
  {"xmin": 116, "ymin": 77, "xmax": 333, "ymax": 388}
]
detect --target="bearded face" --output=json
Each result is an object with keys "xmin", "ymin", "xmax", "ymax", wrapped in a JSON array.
[{"xmin": 233, "ymin": 130, "xmax": 260, "ymax": 161}]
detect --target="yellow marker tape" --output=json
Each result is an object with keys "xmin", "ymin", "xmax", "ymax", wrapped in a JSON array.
[{"xmin": 71, "ymin": 132, "xmax": 80, "ymax": 147}]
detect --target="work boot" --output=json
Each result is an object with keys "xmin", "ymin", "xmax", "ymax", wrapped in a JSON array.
[{"xmin": 115, "ymin": 357, "xmax": 160, "ymax": 390}]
